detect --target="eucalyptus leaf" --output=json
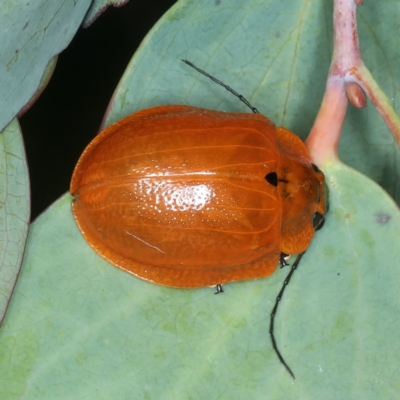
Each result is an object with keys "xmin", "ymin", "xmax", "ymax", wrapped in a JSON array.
[
  {"xmin": 105, "ymin": 0, "xmax": 400, "ymax": 203},
  {"xmin": 0, "ymin": 165, "xmax": 398, "ymax": 399},
  {"xmin": 0, "ymin": 0, "xmax": 91, "ymax": 131},
  {"xmin": 0, "ymin": 119, "xmax": 29, "ymax": 325}
]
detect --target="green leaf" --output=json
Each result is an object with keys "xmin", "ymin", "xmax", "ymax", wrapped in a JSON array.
[
  {"xmin": 1, "ymin": 0, "xmax": 400, "ymax": 398},
  {"xmin": 1, "ymin": 166, "xmax": 399, "ymax": 398},
  {"xmin": 105, "ymin": 0, "xmax": 400, "ymax": 204},
  {"xmin": 0, "ymin": 0, "xmax": 92, "ymax": 131},
  {"xmin": 0, "ymin": 0, "xmax": 90, "ymax": 325},
  {"xmin": 0, "ymin": 0, "xmax": 90, "ymax": 324},
  {"xmin": 0, "ymin": 119, "xmax": 29, "ymax": 325},
  {"xmin": 342, "ymin": 2, "xmax": 400, "ymax": 203}
]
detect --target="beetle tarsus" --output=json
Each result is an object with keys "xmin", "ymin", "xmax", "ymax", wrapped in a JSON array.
[
  {"xmin": 279, "ymin": 253, "xmax": 289, "ymax": 268},
  {"xmin": 214, "ymin": 284, "xmax": 224, "ymax": 294}
]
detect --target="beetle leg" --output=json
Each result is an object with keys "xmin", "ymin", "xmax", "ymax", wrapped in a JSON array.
[
  {"xmin": 214, "ymin": 284, "xmax": 224, "ymax": 294},
  {"xmin": 280, "ymin": 253, "xmax": 290, "ymax": 268}
]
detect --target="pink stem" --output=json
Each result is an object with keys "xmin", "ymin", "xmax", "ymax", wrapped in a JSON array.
[
  {"xmin": 306, "ymin": 0, "xmax": 400, "ymax": 166},
  {"xmin": 306, "ymin": 78, "xmax": 348, "ymax": 166}
]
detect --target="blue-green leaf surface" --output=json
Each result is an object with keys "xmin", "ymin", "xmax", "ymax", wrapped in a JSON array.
[
  {"xmin": 1, "ymin": 1, "xmax": 400, "ymax": 398},
  {"xmin": 0, "ymin": 0, "xmax": 91, "ymax": 131},
  {"xmin": 0, "ymin": 119, "xmax": 29, "ymax": 325},
  {"xmin": 0, "ymin": 165, "xmax": 399, "ymax": 399},
  {"xmin": 105, "ymin": 0, "xmax": 400, "ymax": 203},
  {"xmin": 0, "ymin": 0, "xmax": 91, "ymax": 322}
]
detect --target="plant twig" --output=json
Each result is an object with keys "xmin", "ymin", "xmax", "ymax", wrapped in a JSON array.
[{"xmin": 307, "ymin": 0, "xmax": 400, "ymax": 166}]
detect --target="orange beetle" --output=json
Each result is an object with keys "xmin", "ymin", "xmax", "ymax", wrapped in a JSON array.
[
  {"xmin": 70, "ymin": 104, "xmax": 327, "ymax": 288},
  {"xmin": 70, "ymin": 62, "xmax": 328, "ymax": 379}
]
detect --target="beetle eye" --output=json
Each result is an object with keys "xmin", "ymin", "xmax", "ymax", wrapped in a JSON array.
[
  {"xmin": 265, "ymin": 172, "xmax": 278, "ymax": 187},
  {"xmin": 313, "ymin": 212, "xmax": 325, "ymax": 231}
]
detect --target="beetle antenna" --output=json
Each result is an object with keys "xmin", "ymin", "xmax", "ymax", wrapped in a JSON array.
[
  {"xmin": 182, "ymin": 59, "xmax": 260, "ymax": 114},
  {"xmin": 270, "ymin": 251, "xmax": 305, "ymax": 379}
]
